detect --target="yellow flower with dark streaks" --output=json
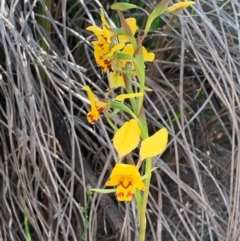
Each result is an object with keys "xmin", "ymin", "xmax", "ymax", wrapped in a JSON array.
[
  {"xmin": 106, "ymin": 163, "xmax": 145, "ymax": 201},
  {"xmin": 86, "ymin": 9, "xmax": 138, "ymax": 74},
  {"xmin": 82, "ymin": 86, "xmax": 108, "ymax": 123},
  {"xmin": 82, "ymin": 86, "xmax": 143, "ymax": 123}
]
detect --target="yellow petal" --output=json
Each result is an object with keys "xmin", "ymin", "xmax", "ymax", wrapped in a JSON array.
[
  {"xmin": 100, "ymin": 9, "xmax": 110, "ymax": 28},
  {"xmin": 108, "ymin": 163, "xmax": 141, "ymax": 179},
  {"xmin": 107, "ymin": 42, "xmax": 124, "ymax": 58},
  {"xmin": 132, "ymin": 176, "xmax": 145, "ymax": 191},
  {"xmin": 116, "ymin": 184, "xmax": 134, "ymax": 201},
  {"xmin": 118, "ymin": 18, "xmax": 138, "ymax": 43},
  {"xmin": 114, "ymin": 93, "xmax": 143, "ymax": 102},
  {"xmin": 126, "ymin": 18, "xmax": 138, "ymax": 35},
  {"xmin": 92, "ymin": 38, "xmax": 109, "ymax": 56},
  {"xmin": 140, "ymin": 128, "xmax": 168, "ymax": 160},
  {"xmin": 122, "ymin": 44, "xmax": 134, "ymax": 56},
  {"xmin": 92, "ymin": 41, "xmax": 112, "ymax": 72},
  {"xmin": 95, "ymin": 100, "xmax": 108, "ymax": 113},
  {"xmin": 82, "ymin": 86, "xmax": 96, "ymax": 109},
  {"xmin": 86, "ymin": 26, "xmax": 103, "ymax": 38},
  {"xmin": 102, "ymin": 26, "xmax": 112, "ymax": 42},
  {"xmin": 142, "ymin": 46, "xmax": 155, "ymax": 62},
  {"xmin": 106, "ymin": 174, "xmax": 120, "ymax": 186},
  {"xmin": 113, "ymin": 119, "xmax": 141, "ymax": 158},
  {"xmin": 87, "ymin": 109, "xmax": 100, "ymax": 123},
  {"xmin": 166, "ymin": 2, "xmax": 195, "ymax": 13},
  {"xmin": 109, "ymin": 71, "xmax": 125, "ymax": 89},
  {"xmin": 121, "ymin": 44, "xmax": 155, "ymax": 62}
]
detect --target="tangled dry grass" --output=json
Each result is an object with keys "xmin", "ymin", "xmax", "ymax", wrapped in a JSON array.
[{"xmin": 0, "ymin": 0, "xmax": 240, "ymax": 240}]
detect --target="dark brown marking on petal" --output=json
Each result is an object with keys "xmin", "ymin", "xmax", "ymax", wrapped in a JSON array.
[
  {"xmin": 102, "ymin": 59, "xmax": 112, "ymax": 70},
  {"xmin": 126, "ymin": 191, "xmax": 134, "ymax": 198},
  {"xmin": 117, "ymin": 192, "xmax": 124, "ymax": 198},
  {"xmin": 87, "ymin": 113, "xmax": 96, "ymax": 123},
  {"xmin": 97, "ymin": 107, "xmax": 105, "ymax": 113},
  {"xmin": 119, "ymin": 180, "xmax": 132, "ymax": 189}
]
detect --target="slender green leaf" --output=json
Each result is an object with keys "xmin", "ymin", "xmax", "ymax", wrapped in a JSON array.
[
  {"xmin": 144, "ymin": 0, "xmax": 170, "ymax": 35},
  {"xmin": 91, "ymin": 188, "xmax": 116, "ymax": 194},
  {"xmin": 111, "ymin": 3, "xmax": 138, "ymax": 11},
  {"xmin": 141, "ymin": 167, "xmax": 158, "ymax": 180}
]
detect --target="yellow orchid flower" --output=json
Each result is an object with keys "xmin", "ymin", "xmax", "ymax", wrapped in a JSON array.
[
  {"xmin": 92, "ymin": 40, "xmax": 124, "ymax": 73},
  {"xmin": 82, "ymin": 86, "xmax": 143, "ymax": 123},
  {"xmin": 82, "ymin": 86, "xmax": 108, "ymax": 123},
  {"xmin": 116, "ymin": 44, "xmax": 155, "ymax": 72},
  {"xmin": 106, "ymin": 163, "xmax": 145, "ymax": 201},
  {"xmin": 86, "ymin": 9, "xmax": 139, "ymax": 73}
]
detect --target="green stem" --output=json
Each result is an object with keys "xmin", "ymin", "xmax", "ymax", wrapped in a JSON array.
[
  {"xmin": 125, "ymin": 64, "xmax": 137, "ymax": 113},
  {"xmin": 24, "ymin": 196, "xmax": 32, "ymax": 241},
  {"xmin": 137, "ymin": 109, "xmax": 150, "ymax": 241},
  {"xmin": 24, "ymin": 213, "xmax": 32, "ymax": 241},
  {"xmin": 110, "ymin": 101, "xmax": 138, "ymax": 122},
  {"xmin": 139, "ymin": 157, "xmax": 151, "ymax": 241},
  {"xmin": 106, "ymin": 117, "xmax": 118, "ymax": 131},
  {"xmin": 105, "ymin": 108, "xmax": 121, "ymax": 119},
  {"xmin": 134, "ymin": 48, "xmax": 146, "ymax": 116}
]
